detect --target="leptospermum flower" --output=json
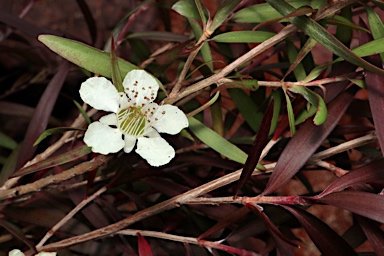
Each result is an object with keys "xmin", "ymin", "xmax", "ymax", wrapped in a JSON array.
[{"xmin": 80, "ymin": 70, "xmax": 188, "ymax": 166}]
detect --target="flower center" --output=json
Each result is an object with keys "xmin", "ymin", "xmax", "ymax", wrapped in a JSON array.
[{"xmin": 117, "ymin": 107, "xmax": 147, "ymax": 136}]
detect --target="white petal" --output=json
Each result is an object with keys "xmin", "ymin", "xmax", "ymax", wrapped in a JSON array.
[
  {"xmin": 124, "ymin": 134, "xmax": 137, "ymax": 153},
  {"xmin": 8, "ymin": 249, "xmax": 25, "ymax": 256},
  {"xmin": 35, "ymin": 252, "xmax": 57, "ymax": 256},
  {"xmin": 151, "ymin": 104, "xmax": 188, "ymax": 135},
  {"xmin": 123, "ymin": 70, "xmax": 159, "ymax": 106},
  {"xmin": 80, "ymin": 77, "xmax": 119, "ymax": 113},
  {"xmin": 84, "ymin": 122, "xmax": 124, "ymax": 154},
  {"xmin": 136, "ymin": 137, "xmax": 175, "ymax": 166},
  {"xmin": 99, "ymin": 113, "xmax": 117, "ymax": 126}
]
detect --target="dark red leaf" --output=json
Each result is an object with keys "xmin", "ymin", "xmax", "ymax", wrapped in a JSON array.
[
  {"xmin": 357, "ymin": 216, "xmax": 384, "ymax": 254},
  {"xmin": 319, "ymin": 158, "xmax": 384, "ymax": 196},
  {"xmin": 75, "ymin": 0, "xmax": 97, "ymax": 45},
  {"xmin": 0, "ymin": 10, "xmax": 58, "ymax": 38},
  {"xmin": 0, "ymin": 218, "xmax": 35, "ymax": 251},
  {"xmin": 282, "ymin": 206, "xmax": 357, "ymax": 256},
  {"xmin": 262, "ymin": 86, "xmax": 358, "ymax": 196},
  {"xmin": 313, "ymin": 191, "xmax": 384, "ymax": 223},
  {"xmin": 15, "ymin": 62, "xmax": 70, "ymax": 171},
  {"xmin": 247, "ymin": 204, "xmax": 297, "ymax": 256},
  {"xmin": 234, "ymin": 99, "xmax": 274, "ymax": 197},
  {"xmin": 137, "ymin": 233, "xmax": 153, "ymax": 256},
  {"xmin": 359, "ymin": 18, "xmax": 384, "ymax": 154}
]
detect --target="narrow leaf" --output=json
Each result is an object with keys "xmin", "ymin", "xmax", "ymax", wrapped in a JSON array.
[
  {"xmin": 110, "ymin": 36, "xmax": 124, "ymax": 92},
  {"xmin": 211, "ymin": 31, "xmax": 275, "ymax": 43},
  {"xmin": 38, "ymin": 35, "xmax": 138, "ymax": 78},
  {"xmin": 172, "ymin": 0, "xmax": 200, "ymax": 20},
  {"xmin": 0, "ymin": 132, "xmax": 18, "ymax": 150},
  {"xmin": 34, "ymin": 127, "xmax": 84, "ymax": 146},
  {"xmin": 357, "ymin": 216, "xmax": 384, "ymax": 254},
  {"xmin": 228, "ymin": 88, "xmax": 263, "ymax": 133},
  {"xmin": 15, "ymin": 62, "xmax": 70, "ymax": 170},
  {"xmin": 282, "ymin": 206, "xmax": 357, "ymax": 256},
  {"xmin": 320, "ymin": 158, "xmax": 384, "ymax": 196},
  {"xmin": 137, "ymin": 233, "xmax": 154, "ymax": 256},
  {"xmin": 365, "ymin": 4, "xmax": 384, "ymax": 62},
  {"xmin": 75, "ymin": 0, "xmax": 97, "ymax": 45},
  {"xmin": 13, "ymin": 145, "xmax": 92, "ymax": 177},
  {"xmin": 313, "ymin": 191, "xmax": 384, "ymax": 223},
  {"xmin": 266, "ymin": 0, "xmax": 384, "ymax": 76},
  {"xmin": 262, "ymin": 86, "xmax": 357, "ymax": 196},
  {"xmin": 283, "ymin": 87, "xmax": 296, "ymax": 135},
  {"xmin": 208, "ymin": 0, "xmax": 241, "ymax": 33},
  {"xmin": 188, "ymin": 117, "xmax": 247, "ymax": 164},
  {"xmin": 234, "ymin": 100, "xmax": 274, "ymax": 197}
]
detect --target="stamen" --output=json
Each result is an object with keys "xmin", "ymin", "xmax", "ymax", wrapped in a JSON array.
[{"xmin": 117, "ymin": 107, "xmax": 147, "ymax": 137}]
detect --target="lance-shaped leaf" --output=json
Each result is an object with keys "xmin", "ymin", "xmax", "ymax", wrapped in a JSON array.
[
  {"xmin": 248, "ymin": 204, "xmax": 297, "ymax": 255},
  {"xmin": 38, "ymin": 35, "xmax": 138, "ymax": 78},
  {"xmin": 13, "ymin": 145, "xmax": 92, "ymax": 177},
  {"xmin": 365, "ymin": 4, "xmax": 384, "ymax": 62},
  {"xmin": 319, "ymin": 158, "xmax": 384, "ymax": 197},
  {"xmin": 360, "ymin": 19, "xmax": 384, "ymax": 156},
  {"xmin": 357, "ymin": 216, "xmax": 384, "ymax": 254},
  {"xmin": 228, "ymin": 88, "xmax": 263, "ymax": 133},
  {"xmin": 313, "ymin": 191, "xmax": 384, "ymax": 223},
  {"xmin": 172, "ymin": 0, "xmax": 201, "ymax": 20},
  {"xmin": 137, "ymin": 233, "xmax": 154, "ymax": 256},
  {"xmin": 188, "ymin": 117, "xmax": 247, "ymax": 164},
  {"xmin": 288, "ymin": 85, "xmax": 327, "ymax": 125},
  {"xmin": 282, "ymin": 206, "xmax": 357, "ymax": 256},
  {"xmin": 110, "ymin": 36, "xmax": 124, "ymax": 92},
  {"xmin": 34, "ymin": 127, "xmax": 84, "ymax": 146},
  {"xmin": 211, "ymin": 31, "xmax": 275, "ymax": 43},
  {"xmin": 15, "ymin": 62, "xmax": 70, "ymax": 170},
  {"xmin": 75, "ymin": 0, "xmax": 97, "ymax": 45},
  {"xmin": 261, "ymin": 86, "xmax": 357, "ymax": 196},
  {"xmin": 208, "ymin": 0, "xmax": 242, "ymax": 33},
  {"xmin": 232, "ymin": 0, "xmax": 315, "ymax": 23},
  {"xmin": 266, "ymin": 0, "xmax": 384, "ymax": 75},
  {"xmin": 234, "ymin": 99, "xmax": 274, "ymax": 197}
]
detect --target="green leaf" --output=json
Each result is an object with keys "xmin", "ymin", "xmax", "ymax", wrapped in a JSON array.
[
  {"xmin": 0, "ymin": 132, "xmax": 18, "ymax": 150},
  {"xmin": 232, "ymin": 0, "xmax": 313, "ymax": 23},
  {"xmin": 38, "ymin": 35, "xmax": 138, "ymax": 78},
  {"xmin": 172, "ymin": 0, "xmax": 200, "ymax": 20},
  {"xmin": 221, "ymin": 79, "xmax": 259, "ymax": 91},
  {"xmin": 34, "ymin": 127, "xmax": 84, "ymax": 146},
  {"xmin": 286, "ymin": 41, "xmax": 307, "ymax": 81},
  {"xmin": 38, "ymin": 35, "xmax": 164, "ymax": 90},
  {"xmin": 126, "ymin": 31, "xmax": 190, "ymax": 42},
  {"xmin": 283, "ymin": 87, "xmax": 296, "ymax": 135},
  {"xmin": 304, "ymin": 37, "xmax": 384, "ymax": 82},
  {"xmin": 110, "ymin": 37, "xmax": 124, "ymax": 92},
  {"xmin": 73, "ymin": 100, "xmax": 91, "ymax": 124},
  {"xmin": 289, "ymin": 85, "xmax": 327, "ymax": 125},
  {"xmin": 266, "ymin": 0, "xmax": 384, "ymax": 76},
  {"xmin": 208, "ymin": 0, "xmax": 242, "ymax": 33},
  {"xmin": 13, "ymin": 145, "xmax": 92, "ymax": 177},
  {"xmin": 365, "ymin": 4, "xmax": 384, "ymax": 62},
  {"xmin": 228, "ymin": 88, "xmax": 263, "ymax": 133},
  {"xmin": 270, "ymin": 90, "xmax": 282, "ymax": 136},
  {"xmin": 0, "ymin": 146, "xmax": 19, "ymax": 186},
  {"xmin": 211, "ymin": 31, "xmax": 275, "ymax": 43},
  {"xmin": 188, "ymin": 116, "xmax": 247, "ymax": 164},
  {"xmin": 188, "ymin": 18, "xmax": 214, "ymax": 71}
]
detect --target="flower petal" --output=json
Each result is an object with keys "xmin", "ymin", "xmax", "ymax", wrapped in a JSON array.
[
  {"xmin": 99, "ymin": 113, "xmax": 117, "ymax": 126},
  {"xmin": 8, "ymin": 249, "xmax": 25, "ymax": 256},
  {"xmin": 84, "ymin": 122, "xmax": 124, "ymax": 154},
  {"xmin": 80, "ymin": 77, "xmax": 119, "ymax": 113},
  {"xmin": 136, "ymin": 137, "xmax": 175, "ymax": 166},
  {"xmin": 36, "ymin": 252, "xmax": 57, "ymax": 256},
  {"xmin": 151, "ymin": 104, "xmax": 188, "ymax": 135},
  {"xmin": 123, "ymin": 134, "xmax": 137, "ymax": 153},
  {"xmin": 123, "ymin": 70, "xmax": 159, "ymax": 106}
]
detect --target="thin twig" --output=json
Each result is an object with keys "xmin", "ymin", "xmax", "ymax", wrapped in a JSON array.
[
  {"xmin": 0, "ymin": 155, "xmax": 109, "ymax": 200},
  {"xmin": 36, "ymin": 186, "xmax": 108, "ymax": 248}
]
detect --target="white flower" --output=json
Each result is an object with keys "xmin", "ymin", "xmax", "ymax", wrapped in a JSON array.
[
  {"xmin": 79, "ymin": 70, "xmax": 188, "ymax": 166},
  {"xmin": 8, "ymin": 250, "xmax": 56, "ymax": 256}
]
